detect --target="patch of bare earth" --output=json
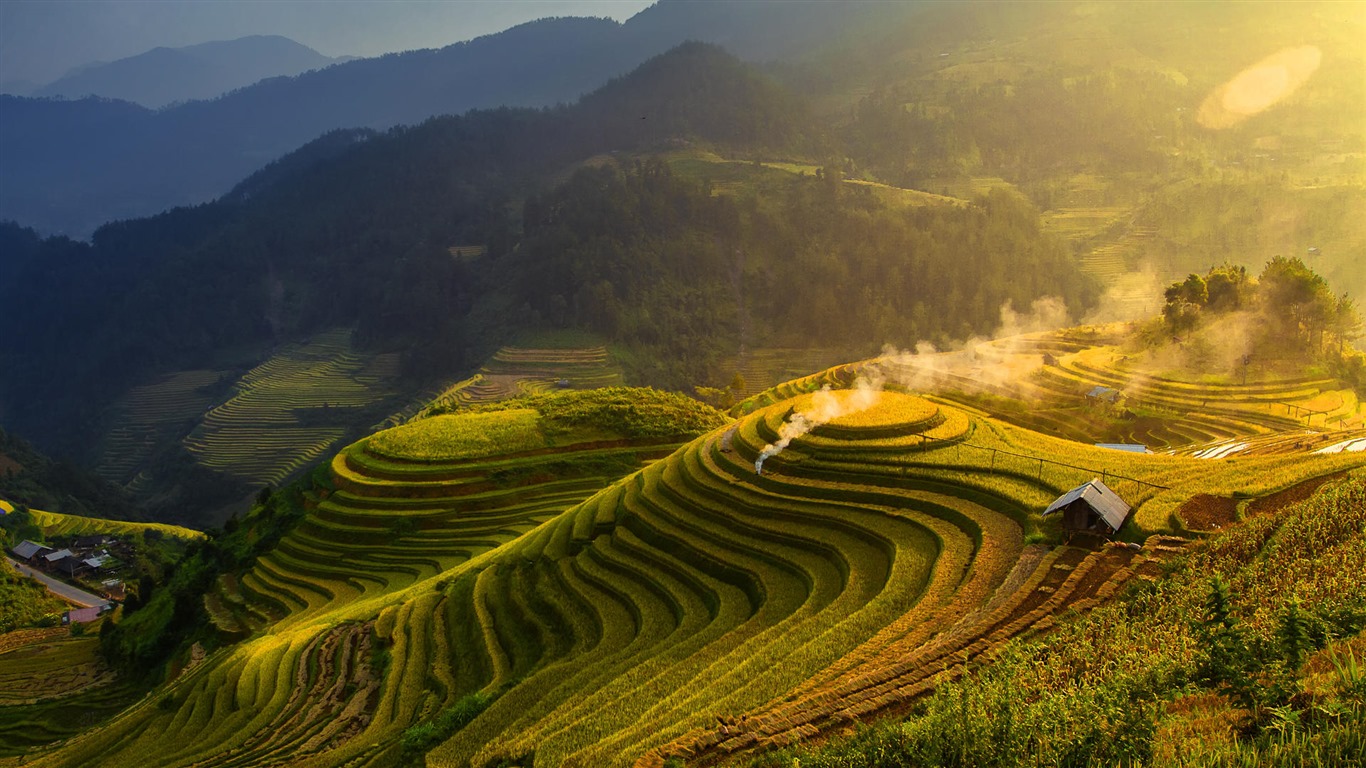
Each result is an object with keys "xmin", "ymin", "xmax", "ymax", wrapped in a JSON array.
[{"xmin": 1178, "ymin": 494, "xmax": 1238, "ymax": 531}]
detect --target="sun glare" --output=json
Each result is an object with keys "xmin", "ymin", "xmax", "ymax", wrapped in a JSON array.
[{"xmin": 1198, "ymin": 45, "xmax": 1323, "ymax": 129}]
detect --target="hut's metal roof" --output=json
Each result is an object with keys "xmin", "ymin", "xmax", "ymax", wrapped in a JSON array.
[
  {"xmin": 1086, "ymin": 386, "xmax": 1121, "ymax": 402},
  {"xmin": 11, "ymin": 540, "xmax": 48, "ymax": 560},
  {"xmin": 1044, "ymin": 479, "xmax": 1132, "ymax": 532},
  {"xmin": 65, "ymin": 606, "xmax": 107, "ymax": 623},
  {"xmin": 1095, "ymin": 443, "xmax": 1150, "ymax": 454}
]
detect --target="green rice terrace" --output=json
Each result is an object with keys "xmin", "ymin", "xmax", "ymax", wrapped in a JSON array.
[
  {"xmin": 837, "ymin": 328, "xmax": 1364, "ymax": 455},
  {"xmin": 0, "ymin": 628, "xmax": 139, "ymax": 758},
  {"xmin": 202, "ymin": 388, "xmax": 724, "ymax": 637},
  {"xmin": 88, "ymin": 328, "xmax": 418, "ymax": 500},
  {"xmin": 423, "ymin": 345, "xmax": 625, "ymax": 416},
  {"xmin": 179, "ymin": 329, "xmax": 407, "ymax": 488},
  {"xmin": 6, "ymin": 372, "xmax": 1363, "ymax": 768}
]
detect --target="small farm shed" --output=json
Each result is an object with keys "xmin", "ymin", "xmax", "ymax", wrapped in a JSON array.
[
  {"xmin": 1095, "ymin": 443, "xmax": 1150, "ymax": 454},
  {"xmin": 83, "ymin": 553, "xmax": 113, "ymax": 572},
  {"xmin": 1086, "ymin": 386, "xmax": 1121, "ymax": 405},
  {"xmin": 1043, "ymin": 479, "xmax": 1132, "ymax": 535}
]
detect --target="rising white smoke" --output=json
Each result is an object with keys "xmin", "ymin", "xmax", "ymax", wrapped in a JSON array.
[
  {"xmin": 880, "ymin": 296, "xmax": 1073, "ymax": 394},
  {"xmin": 754, "ymin": 373, "xmax": 883, "ymax": 474}
]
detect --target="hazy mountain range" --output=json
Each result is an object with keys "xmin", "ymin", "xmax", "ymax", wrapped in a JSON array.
[
  {"xmin": 0, "ymin": 1, "xmax": 879, "ymax": 237},
  {"xmin": 22, "ymin": 35, "xmax": 350, "ymax": 109}
]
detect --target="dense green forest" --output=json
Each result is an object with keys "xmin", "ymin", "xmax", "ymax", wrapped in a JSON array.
[
  {"xmin": 0, "ymin": 428, "xmax": 143, "ymax": 522},
  {"xmin": 506, "ymin": 162, "xmax": 1092, "ymax": 384}
]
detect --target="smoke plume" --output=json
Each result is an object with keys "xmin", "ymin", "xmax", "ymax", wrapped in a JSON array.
[
  {"xmin": 754, "ymin": 372, "xmax": 883, "ymax": 474},
  {"xmin": 880, "ymin": 296, "xmax": 1073, "ymax": 394}
]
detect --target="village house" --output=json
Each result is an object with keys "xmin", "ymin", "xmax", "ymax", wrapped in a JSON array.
[
  {"xmin": 10, "ymin": 539, "xmax": 52, "ymax": 564},
  {"xmin": 73, "ymin": 534, "xmax": 111, "ymax": 549},
  {"xmin": 41, "ymin": 548, "xmax": 75, "ymax": 571},
  {"xmin": 63, "ymin": 604, "xmax": 112, "ymax": 625}
]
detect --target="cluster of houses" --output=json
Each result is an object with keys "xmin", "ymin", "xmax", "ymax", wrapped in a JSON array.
[{"xmin": 9, "ymin": 534, "xmax": 126, "ymax": 600}]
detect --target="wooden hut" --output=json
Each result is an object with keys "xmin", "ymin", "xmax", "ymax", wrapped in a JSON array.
[{"xmin": 1043, "ymin": 479, "xmax": 1132, "ymax": 536}]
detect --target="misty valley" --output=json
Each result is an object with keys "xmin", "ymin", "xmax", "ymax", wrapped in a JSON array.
[{"xmin": 1, "ymin": 1, "xmax": 1364, "ymax": 767}]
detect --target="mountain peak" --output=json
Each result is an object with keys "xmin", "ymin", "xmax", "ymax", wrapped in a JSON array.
[{"xmin": 33, "ymin": 35, "xmax": 343, "ymax": 108}]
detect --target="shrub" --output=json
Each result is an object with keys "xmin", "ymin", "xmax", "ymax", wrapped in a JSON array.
[{"xmin": 398, "ymin": 691, "xmax": 496, "ymax": 764}]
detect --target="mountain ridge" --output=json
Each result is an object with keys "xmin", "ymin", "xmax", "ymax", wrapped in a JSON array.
[
  {"xmin": 29, "ymin": 35, "xmax": 346, "ymax": 109},
  {"xmin": 0, "ymin": 1, "xmax": 891, "ymax": 237}
]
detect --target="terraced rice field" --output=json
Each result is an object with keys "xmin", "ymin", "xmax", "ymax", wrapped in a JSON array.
[
  {"xmin": 204, "ymin": 392, "xmax": 705, "ymax": 638},
  {"xmin": 19, "ymin": 382, "xmax": 1366, "ymax": 768},
  {"xmin": 728, "ymin": 349, "xmax": 849, "ymax": 399},
  {"xmin": 1040, "ymin": 206, "xmax": 1129, "ymax": 239},
  {"xmin": 1175, "ymin": 428, "xmax": 1366, "ymax": 460},
  {"xmin": 181, "ymin": 329, "xmax": 401, "ymax": 486},
  {"xmin": 26, "ymin": 507, "xmax": 203, "ymax": 542},
  {"xmin": 423, "ymin": 346, "xmax": 624, "ymax": 415},
  {"xmin": 1074, "ymin": 225, "xmax": 1178, "ymax": 321},
  {"xmin": 848, "ymin": 330, "xmax": 1362, "ymax": 454},
  {"xmin": 97, "ymin": 370, "xmax": 225, "ymax": 485},
  {"xmin": 1030, "ymin": 346, "xmax": 1360, "ymax": 446},
  {"xmin": 0, "ymin": 628, "xmax": 138, "ymax": 757}
]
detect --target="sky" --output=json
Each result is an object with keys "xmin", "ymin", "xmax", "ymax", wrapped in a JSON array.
[{"xmin": 0, "ymin": 0, "xmax": 656, "ymax": 88}]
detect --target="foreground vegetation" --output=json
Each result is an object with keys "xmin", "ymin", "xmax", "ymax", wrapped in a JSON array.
[
  {"xmin": 752, "ymin": 472, "xmax": 1366, "ymax": 768},
  {"xmin": 0, "ymin": 560, "xmax": 66, "ymax": 633}
]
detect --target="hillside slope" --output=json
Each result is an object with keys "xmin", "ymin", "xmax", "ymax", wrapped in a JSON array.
[{"xmin": 15, "ymin": 372, "xmax": 1362, "ymax": 767}]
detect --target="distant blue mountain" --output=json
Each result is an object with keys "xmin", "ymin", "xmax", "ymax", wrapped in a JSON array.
[
  {"xmin": 0, "ymin": 0, "xmax": 872, "ymax": 237},
  {"xmin": 32, "ymin": 35, "xmax": 345, "ymax": 109}
]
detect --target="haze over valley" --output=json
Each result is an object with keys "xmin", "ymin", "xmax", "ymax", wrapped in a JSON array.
[{"xmin": 1, "ymin": 2, "xmax": 1363, "ymax": 766}]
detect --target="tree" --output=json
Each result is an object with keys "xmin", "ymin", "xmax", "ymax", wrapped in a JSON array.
[
  {"xmin": 1162, "ymin": 273, "xmax": 1208, "ymax": 334},
  {"xmin": 1204, "ymin": 263, "xmax": 1249, "ymax": 313},
  {"xmin": 1259, "ymin": 256, "xmax": 1334, "ymax": 349},
  {"xmin": 1331, "ymin": 293, "xmax": 1363, "ymax": 357}
]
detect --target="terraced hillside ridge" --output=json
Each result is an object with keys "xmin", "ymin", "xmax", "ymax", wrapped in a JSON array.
[
  {"xmin": 180, "ymin": 329, "xmax": 406, "ymax": 487},
  {"xmin": 728, "ymin": 348, "xmax": 850, "ymax": 399},
  {"xmin": 95, "ymin": 370, "xmax": 225, "ymax": 485},
  {"xmin": 18, "ymin": 382, "xmax": 1366, "ymax": 768},
  {"xmin": 415, "ymin": 391, "xmax": 1360, "ymax": 767},
  {"xmin": 793, "ymin": 331, "xmax": 1363, "ymax": 454},
  {"xmin": 204, "ymin": 387, "xmax": 725, "ymax": 637},
  {"xmin": 0, "ymin": 627, "xmax": 138, "ymax": 757},
  {"xmin": 423, "ymin": 345, "xmax": 625, "ymax": 415},
  {"xmin": 23, "ymin": 507, "xmax": 204, "ymax": 542}
]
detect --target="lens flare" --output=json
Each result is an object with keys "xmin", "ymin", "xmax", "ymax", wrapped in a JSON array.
[{"xmin": 1198, "ymin": 45, "xmax": 1322, "ymax": 129}]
